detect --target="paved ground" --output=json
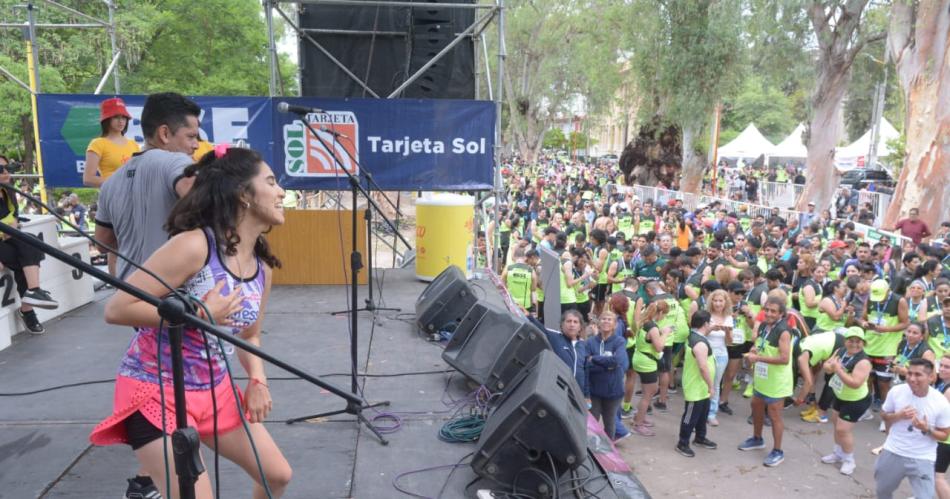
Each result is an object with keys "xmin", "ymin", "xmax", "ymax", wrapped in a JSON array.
[{"xmin": 615, "ymin": 388, "xmax": 918, "ymax": 498}]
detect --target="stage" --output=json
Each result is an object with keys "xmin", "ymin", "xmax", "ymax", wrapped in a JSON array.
[{"xmin": 0, "ymin": 267, "xmax": 644, "ymax": 498}]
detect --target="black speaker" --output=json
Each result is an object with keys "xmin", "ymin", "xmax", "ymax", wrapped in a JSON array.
[
  {"xmin": 441, "ymin": 301, "xmax": 552, "ymax": 392},
  {"xmin": 472, "ymin": 350, "xmax": 588, "ymax": 497},
  {"xmin": 415, "ymin": 265, "xmax": 477, "ymax": 334},
  {"xmin": 297, "ymin": 0, "xmax": 475, "ymax": 99}
]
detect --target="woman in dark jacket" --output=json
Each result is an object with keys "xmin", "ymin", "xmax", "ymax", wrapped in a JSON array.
[
  {"xmin": 538, "ymin": 310, "xmax": 590, "ymax": 399},
  {"xmin": 587, "ymin": 310, "xmax": 627, "ymax": 440}
]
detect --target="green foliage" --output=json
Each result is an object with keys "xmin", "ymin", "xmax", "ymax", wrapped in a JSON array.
[
  {"xmin": 622, "ymin": 0, "xmax": 744, "ymax": 154},
  {"xmin": 543, "ymin": 128, "xmax": 567, "ymax": 150},
  {"xmin": 720, "ymin": 76, "xmax": 797, "ymax": 144},
  {"xmin": 883, "ymin": 134, "xmax": 905, "ymax": 172},
  {"xmin": 0, "ymin": 0, "xmax": 298, "ymax": 154}
]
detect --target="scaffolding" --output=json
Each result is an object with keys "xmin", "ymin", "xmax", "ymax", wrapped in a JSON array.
[
  {"xmin": 0, "ymin": 1, "xmax": 121, "ymax": 204},
  {"xmin": 263, "ymin": 0, "xmax": 507, "ymax": 269}
]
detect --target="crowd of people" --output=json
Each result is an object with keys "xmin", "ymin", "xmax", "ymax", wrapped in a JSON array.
[{"xmin": 492, "ymin": 155, "xmax": 950, "ymax": 497}]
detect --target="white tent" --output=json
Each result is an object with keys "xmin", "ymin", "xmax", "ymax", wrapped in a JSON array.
[
  {"xmin": 718, "ymin": 123, "xmax": 775, "ymax": 160},
  {"xmin": 834, "ymin": 118, "xmax": 900, "ymax": 171},
  {"xmin": 769, "ymin": 123, "xmax": 807, "ymax": 158}
]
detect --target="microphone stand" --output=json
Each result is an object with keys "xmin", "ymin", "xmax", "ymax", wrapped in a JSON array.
[
  {"xmin": 0, "ymin": 221, "xmax": 380, "ymax": 497},
  {"xmin": 280, "ymin": 114, "xmax": 390, "ymax": 440},
  {"xmin": 326, "ymin": 133, "xmax": 401, "ymax": 316}
]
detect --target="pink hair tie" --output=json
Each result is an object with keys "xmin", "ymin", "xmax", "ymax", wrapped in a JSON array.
[{"xmin": 214, "ymin": 143, "xmax": 230, "ymax": 159}]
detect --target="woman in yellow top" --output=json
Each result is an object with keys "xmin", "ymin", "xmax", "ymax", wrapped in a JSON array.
[{"xmin": 83, "ymin": 97, "xmax": 139, "ymax": 187}]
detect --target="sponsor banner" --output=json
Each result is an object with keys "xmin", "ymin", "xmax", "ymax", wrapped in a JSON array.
[
  {"xmin": 37, "ymin": 94, "xmax": 273, "ymax": 187},
  {"xmin": 36, "ymin": 94, "xmax": 494, "ymax": 191},
  {"xmin": 273, "ymin": 97, "xmax": 494, "ymax": 191}
]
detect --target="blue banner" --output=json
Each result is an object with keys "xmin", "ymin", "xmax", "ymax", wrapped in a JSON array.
[{"xmin": 36, "ymin": 94, "xmax": 495, "ymax": 191}]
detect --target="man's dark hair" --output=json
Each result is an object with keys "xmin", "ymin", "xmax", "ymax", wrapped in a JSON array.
[
  {"xmin": 908, "ymin": 358, "xmax": 934, "ymax": 372},
  {"xmin": 141, "ymin": 92, "xmax": 201, "ymax": 140},
  {"xmin": 765, "ymin": 269, "xmax": 784, "ymax": 281},
  {"xmin": 691, "ymin": 310, "xmax": 711, "ymax": 329},
  {"xmin": 902, "ymin": 252, "xmax": 919, "ymax": 264}
]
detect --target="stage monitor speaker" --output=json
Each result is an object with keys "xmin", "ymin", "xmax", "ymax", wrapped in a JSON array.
[
  {"xmin": 471, "ymin": 350, "xmax": 588, "ymax": 497},
  {"xmin": 441, "ymin": 301, "xmax": 552, "ymax": 392},
  {"xmin": 415, "ymin": 265, "xmax": 477, "ymax": 334},
  {"xmin": 298, "ymin": 0, "xmax": 475, "ymax": 99}
]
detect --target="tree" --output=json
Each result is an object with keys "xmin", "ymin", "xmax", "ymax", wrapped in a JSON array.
[
  {"xmin": 622, "ymin": 0, "xmax": 744, "ymax": 192},
  {"xmin": 501, "ymin": 0, "xmax": 623, "ymax": 162},
  {"xmin": 542, "ymin": 128, "xmax": 568, "ymax": 151},
  {"xmin": 720, "ymin": 76, "xmax": 797, "ymax": 144},
  {"xmin": 796, "ymin": 0, "xmax": 886, "ymax": 211},
  {"xmin": 883, "ymin": 0, "xmax": 950, "ymax": 230}
]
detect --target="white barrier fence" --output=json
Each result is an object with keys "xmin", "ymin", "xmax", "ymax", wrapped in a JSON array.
[{"xmin": 756, "ymin": 181, "xmax": 893, "ymax": 227}]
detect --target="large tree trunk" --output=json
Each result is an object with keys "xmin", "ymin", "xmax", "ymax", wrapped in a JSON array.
[
  {"xmin": 884, "ymin": 0, "xmax": 950, "ymax": 231},
  {"xmin": 680, "ymin": 122, "xmax": 704, "ymax": 193},
  {"xmin": 798, "ymin": 63, "xmax": 850, "ymax": 211},
  {"xmin": 619, "ymin": 118, "xmax": 681, "ymax": 188}
]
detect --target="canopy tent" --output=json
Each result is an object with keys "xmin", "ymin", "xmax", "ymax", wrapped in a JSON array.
[
  {"xmin": 834, "ymin": 118, "xmax": 901, "ymax": 171},
  {"xmin": 769, "ymin": 123, "xmax": 807, "ymax": 159},
  {"xmin": 718, "ymin": 123, "xmax": 775, "ymax": 160}
]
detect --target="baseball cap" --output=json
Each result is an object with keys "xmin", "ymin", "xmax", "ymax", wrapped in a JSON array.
[
  {"xmin": 842, "ymin": 326, "xmax": 865, "ymax": 341},
  {"xmin": 99, "ymin": 97, "xmax": 131, "ymax": 122},
  {"xmin": 829, "ymin": 240, "xmax": 848, "ymax": 249},
  {"xmin": 869, "ymin": 279, "xmax": 889, "ymax": 302}
]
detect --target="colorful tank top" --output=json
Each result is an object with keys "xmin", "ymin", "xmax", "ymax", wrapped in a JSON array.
[{"xmin": 118, "ymin": 228, "xmax": 266, "ymax": 390}]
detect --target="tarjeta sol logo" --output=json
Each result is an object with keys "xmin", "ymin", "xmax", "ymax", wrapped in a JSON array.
[{"xmin": 283, "ymin": 111, "xmax": 359, "ymax": 177}]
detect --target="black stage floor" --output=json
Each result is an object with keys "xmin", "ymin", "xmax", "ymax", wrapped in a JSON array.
[{"xmin": 0, "ymin": 268, "xmax": 528, "ymax": 499}]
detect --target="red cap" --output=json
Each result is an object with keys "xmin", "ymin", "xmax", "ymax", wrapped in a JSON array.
[
  {"xmin": 829, "ymin": 240, "xmax": 848, "ymax": 249},
  {"xmin": 100, "ymin": 97, "xmax": 131, "ymax": 122}
]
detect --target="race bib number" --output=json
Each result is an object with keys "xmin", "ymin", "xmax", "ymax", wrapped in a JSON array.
[
  {"xmin": 828, "ymin": 375, "xmax": 844, "ymax": 393},
  {"xmin": 731, "ymin": 328, "xmax": 745, "ymax": 345},
  {"xmin": 755, "ymin": 362, "xmax": 769, "ymax": 379}
]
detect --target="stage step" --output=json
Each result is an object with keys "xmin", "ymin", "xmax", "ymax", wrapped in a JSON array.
[{"xmin": 0, "ymin": 235, "xmax": 95, "ymax": 351}]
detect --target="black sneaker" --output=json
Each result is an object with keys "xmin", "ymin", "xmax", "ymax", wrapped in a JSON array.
[
  {"xmin": 22, "ymin": 288, "xmax": 58, "ymax": 310},
  {"xmin": 675, "ymin": 442, "xmax": 695, "ymax": 457},
  {"xmin": 719, "ymin": 403, "xmax": 734, "ymax": 416},
  {"xmin": 18, "ymin": 309, "xmax": 44, "ymax": 335},
  {"xmin": 126, "ymin": 475, "xmax": 162, "ymax": 499},
  {"xmin": 694, "ymin": 437, "xmax": 718, "ymax": 449},
  {"xmin": 747, "ymin": 414, "xmax": 773, "ymax": 427},
  {"xmin": 653, "ymin": 401, "xmax": 669, "ymax": 412}
]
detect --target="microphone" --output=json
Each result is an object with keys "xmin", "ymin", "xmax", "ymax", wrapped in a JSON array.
[
  {"xmin": 277, "ymin": 102, "xmax": 324, "ymax": 115},
  {"xmin": 319, "ymin": 126, "xmax": 350, "ymax": 140}
]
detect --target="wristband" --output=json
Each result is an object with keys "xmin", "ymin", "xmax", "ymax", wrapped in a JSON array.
[{"xmin": 250, "ymin": 378, "xmax": 269, "ymax": 389}]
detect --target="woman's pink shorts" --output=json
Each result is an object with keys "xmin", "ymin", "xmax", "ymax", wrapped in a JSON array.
[{"xmin": 90, "ymin": 375, "xmax": 246, "ymax": 446}]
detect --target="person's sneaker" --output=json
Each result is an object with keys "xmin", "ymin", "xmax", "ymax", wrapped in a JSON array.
[
  {"xmin": 738, "ymin": 436, "xmax": 766, "ymax": 451},
  {"xmin": 668, "ymin": 386, "xmax": 679, "ymax": 394},
  {"xmin": 839, "ymin": 459, "xmax": 856, "ymax": 476},
  {"xmin": 783, "ymin": 397, "xmax": 795, "ymax": 409},
  {"xmin": 719, "ymin": 403, "xmax": 734, "ymax": 416},
  {"xmin": 621, "ymin": 406, "xmax": 635, "ymax": 419},
  {"xmin": 632, "ymin": 424, "xmax": 655, "ymax": 437},
  {"xmin": 802, "ymin": 411, "xmax": 827, "ymax": 424},
  {"xmin": 732, "ymin": 378, "xmax": 742, "ymax": 390},
  {"xmin": 707, "ymin": 417, "xmax": 720, "ymax": 427},
  {"xmin": 22, "ymin": 288, "xmax": 58, "ymax": 309},
  {"xmin": 821, "ymin": 452, "xmax": 842, "ymax": 464},
  {"xmin": 613, "ymin": 431, "xmax": 632, "ymax": 443},
  {"xmin": 125, "ymin": 476, "xmax": 162, "ymax": 499},
  {"xmin": 858, "ymin": 409, "xmax": 875, "ymax": 422},
  {"xmin": 694, "ymin": 437, "xmax": 718, "ymax": 449},
  {"xmin": 800, "ymin": 403, "xmax": 817, "ymax": 418},
  {"xmin": 879, "ymin": 420, "xmax": 886, "ymax": 432},
  {"xmin": 743, "ymin": 383, "xmax": 754, "ymax": 398},
  {"xmin": 675, "ymin": 442, "xmax": 695, "ymax": 457},
  {"xmin": 653, "ymin": 401, "xmax": 669, "ymax": 412},
  {"xmin": 871, "ymin": 397, "xmax": 883, "ymax": 412},
  {"xmin": 763, "ymin": 449, "xmax": 785, "ymax": 467},
  {"xmin": 18, "ymin": 309, "xmax": 44, "ymax": 335}
]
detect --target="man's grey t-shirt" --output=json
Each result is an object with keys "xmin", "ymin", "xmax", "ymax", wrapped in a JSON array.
[{"xmin": 95, "ymin": 149, "xmax": 192, "ymax": 280}]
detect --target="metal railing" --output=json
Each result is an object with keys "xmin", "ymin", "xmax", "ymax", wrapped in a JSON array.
[{"xmin": 755, "ymin": 180, "xmax": 893, "ymax": 227}]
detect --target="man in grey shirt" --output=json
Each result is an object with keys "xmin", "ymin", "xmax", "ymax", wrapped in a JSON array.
[
  {"xmin": 94, "ymin": 92, "xmax": 200, "ymax": 280},
  {"xmin": 92, "ymin": 92, "xmax": 200, "ymax": 499}
]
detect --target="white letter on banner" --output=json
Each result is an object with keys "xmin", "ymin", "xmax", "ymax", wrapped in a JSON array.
[
  {"xmin": 452, "ymin": 138, "xmax": 465, "ymax": 153},
  {"xmin": 368, "ymin": 136, "xmax": 381, "ymax": 151},
  {"xmin": 212, "ymin": 108, "xmax": 249, "ymax": 144}
]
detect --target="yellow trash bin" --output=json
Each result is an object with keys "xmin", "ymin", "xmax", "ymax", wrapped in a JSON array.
[{"xmin": 415, "ymin": 193, "xmax": 474, "ymax": 281}]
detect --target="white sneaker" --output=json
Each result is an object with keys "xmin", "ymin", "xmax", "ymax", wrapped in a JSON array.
[
  {"xmin": 858, "ymin": 410, "xmax": 874, "ymax": 422},
  {"xmin": 879, "ymin": 420, "xmax": 886, "ymax": 432},
  {"xmin": 821, "ymin": 452, "xmax": 842, "ymax": 464},
  {"xmin": 839, "ymin": 460, "xmax": 856, "ymax": 475}
]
